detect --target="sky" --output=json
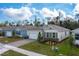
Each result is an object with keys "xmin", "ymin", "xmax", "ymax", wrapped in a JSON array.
[{"xmin": 0, "ymin": 3, "xmax": 78, "ymax": 23}]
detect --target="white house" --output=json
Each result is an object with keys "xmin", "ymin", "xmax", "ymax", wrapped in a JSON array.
[
  {"xmin": 42, "ymin": 25, "xmax": 70, "ymax": 41},
  {"xmin": 72, "ymin": 28, "xmax": 79, "ymax": 45}
]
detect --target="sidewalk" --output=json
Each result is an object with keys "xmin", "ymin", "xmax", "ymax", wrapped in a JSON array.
[{"xmin": 0, "ymin": 43, "xmax": 9, "ymax": 54}]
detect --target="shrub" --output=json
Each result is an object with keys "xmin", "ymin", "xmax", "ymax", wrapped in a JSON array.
[
  {"xmin": 12, "ymin": 30, "xmax": 16, "ymax": 37},
  {"xmin": 69, "ymin": 35, "xmax": 74, "ymax": 47},
  {"xmin": 0, "ymin": 32, "xmax": 3, "ymax": 36},
  {"xmin": 37, "ymin": 32, "xmax": 43, "ymax": 43}
]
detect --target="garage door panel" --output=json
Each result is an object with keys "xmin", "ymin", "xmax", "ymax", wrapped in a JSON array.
[{"xmin": 27, "ymin": 31, "xmax": 39, "ymax": 39}]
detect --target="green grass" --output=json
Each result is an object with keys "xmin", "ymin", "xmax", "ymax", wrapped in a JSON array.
[
  {"xmin": 0, "ymin": 36, "xmax": 22, "ymax": 43},
  {"xmin": 20, "ymin": 38, "xmax": 79, "ymax": 56},
  {"xmin": 1, "ymin": 50, "xmax": 27, "ymax": 56}
]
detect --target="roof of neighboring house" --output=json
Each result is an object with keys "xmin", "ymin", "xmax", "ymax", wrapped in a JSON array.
[
  {"xmin": 42, "ymin": 25, "xmax": 70, "ymax": 32},
  {"xmin": 0, "ymin": 26, "xmax": 15, "ymax": 31},
  {"xmin": 0, "ymin": 25, "xmax": 70, "ymax": 32},
  {"xmin": 72, "ymin": 28, "xmax": 79, "ymax": 33},
  {"xmin": 0, "ymin": 25, "xmax": 41, "ymax": 31}
]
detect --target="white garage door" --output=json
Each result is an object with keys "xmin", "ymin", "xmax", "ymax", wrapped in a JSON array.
[{"xmin": 28, "ymin": 31, "xmax": 39, "ymax": 39}]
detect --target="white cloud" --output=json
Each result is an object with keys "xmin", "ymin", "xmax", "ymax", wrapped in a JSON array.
[
  {"xmin": 73, "ymin": 3, "xmax": 79, "ymax": 15},
  {"xmin": 53, "ymin": 9, "xmax": 59, "ymax": 17},
  {"xmin": 32, "ymin": 8, "xmax": 40, "ymax": 15},
  {"xmin": 0, "ymin": 6, "xmax": 72, "ymax": 21},
  {"xmin": 58, "ymin": 9, "xmax": 66, "ymax": 18},
  {"xmin": 40, "ymin": 8, "xmax": 67, "ymax": 19},
  {"xmin": 0, "ymin": 7, "xmax": 33, "ymax": 20},
  {"xmin": 66, "ymin": 15, "xmax": 74, "ymax": 19},
  {"xmin": 40, "ymin": 8, "xmax": 53, "ymax": 17},
  {"xmin": 40, "ymin": 8, "xmax": 59, "ymax": 18}
]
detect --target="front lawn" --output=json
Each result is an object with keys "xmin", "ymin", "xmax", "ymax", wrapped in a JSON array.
[
  {"xmin": 1, "ymin": 50, "xmax": 26, "ymax": 56},
  {"xmin": 20, "ymin": 38, "xmax": 79, "ymax": 56},
  {"xmin": 0, "ymin": 36, "xmax": 22, "ymax": 43}
]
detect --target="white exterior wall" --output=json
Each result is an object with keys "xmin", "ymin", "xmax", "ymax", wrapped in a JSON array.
[
  {"xmin": 72, "ymin": 31, "xmax": 79, "ymax": 45},
  {"xmin": 58, "ymin": 31, "xmax": 70, "ymax": 41},
  {"xmin": 44, "ymin": 30, "xmax": 58, "ymax": 33},
  {"xmin": 44, "ymin": 30, "xmax": 70, "ymax": 41},
  {"xmin": 44, "ymin": 29, "xmax": 59, "ymax": 39},
  {"xmin": 27, "ymin": 30, "xmax": 41, "ymax": 39},
  {"xmin": 72, "ymin": 30, "xmax": 79, "ymax": 45},
  {"xmin": 5, "ymin": 31, "xmax": 12, "ymax": 37},
  {"xmin": 58, "ymin": 32, "xmax": 65, "ymax": 41}
]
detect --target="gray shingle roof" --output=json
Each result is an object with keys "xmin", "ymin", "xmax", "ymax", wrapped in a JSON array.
[
  {"xmin": 72, "ymin": 28, "xmax": 79, "ymax": 33},
  {"xmin": 42, "ymin": 25, "xmax": 70, "ymax": 32},
  {"xmin": 0, "ymin": 25, "xmax": 70, "ymax": 32}
]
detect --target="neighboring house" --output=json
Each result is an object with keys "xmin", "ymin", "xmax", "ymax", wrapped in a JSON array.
[
  {"xmin": 2, "ymin": 27, "xmax": 15, "ymax": 37},
  {"xmin": 15, "ymin": 27, "xmax": 27, "ymax": 38},
  {"xmin": 0, "ymin": 25, "xmax": 70, "ymax": 41},
  {"xmin": 15, "ymin": 26, "xmax": 41, "ymax": 39},
  {"xmin": 72, "ymin": 28, "xmax": 79, "ymax": 45},
  {"xmin": 26, "ymin": 26, "xmax": 41, "ymax": 39},
  {"xmin": 42, "ymin": 25, "xmax": 70, "ymax": 41}
]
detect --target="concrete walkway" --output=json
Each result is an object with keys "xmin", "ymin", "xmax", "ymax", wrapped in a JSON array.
[
  {"xmin": 4, "ymin": 44, "xmax": 46, "ymax": 56},
  {"xmin": 0, "ymin": 43, "xmax": 9, "ymax": 54}
]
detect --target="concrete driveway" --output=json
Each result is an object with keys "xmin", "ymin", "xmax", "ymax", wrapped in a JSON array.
[{"xmin": 7, "ymin": 39, "xmax": 35, "ymax": 47}]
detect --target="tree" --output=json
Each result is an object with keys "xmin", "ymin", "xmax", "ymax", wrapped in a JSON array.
[
  {"xmin": 12, "ymin": 30, "xmax": 16, "ymax": 37},
  {"xmin": 4, "ymin": 21, "xmax": 9, "ymax": 26},
  {"xmin": 0, "ymin": 31, "xmax": 4, "ymax": 36},
  {"xmin": 37, "ymin": 32, "xmax": 42, "ymax": 43},
  {"xmin": 34, "ymin": 18, "xmax": 41, "ymax": 26},
  {"xmin": 23, "ymin": 20, "xmax": 29, "ymax": 25},
  {"xmin": 69, "ymin": 32, "xmax": 74, "ymax": 46},
  {"xmin": 16, "ymin": 21, "xmax": 21, "ymax": 26}
]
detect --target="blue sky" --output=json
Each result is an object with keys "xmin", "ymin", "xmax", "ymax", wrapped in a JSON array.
[{"xmin": 0, "ymin": 3, "xmax": 78, "ymax": 23}]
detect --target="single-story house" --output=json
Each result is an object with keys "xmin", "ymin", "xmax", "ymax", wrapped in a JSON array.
[
  {"xmin": 15, "ymin": 27, "xmax": 27, "ymax": 38},
  {"xmin": 1, "ymin": 27, "xmax": 15, "ymax": 37},
  {"xmin": 26, "ymin": 26, "xmax": 41, "ymax": 39},
  {"xmin": 72, "ymin": 28, "xmax": 79, "ymax": 45},
  {"xmin": 15, "ymin": 26, "xmax": 41, "ymax": 39},
  {"xmin": 42, "ymin": 25, "xmax": 70, "ymax": 41},
  {"xmin": 0, "ymin": 25, "xmax": 70, "ymax": 41}
]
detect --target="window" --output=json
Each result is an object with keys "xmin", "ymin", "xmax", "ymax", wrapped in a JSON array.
[
  {"xmin": 45, "ymin": 32, "xmax": 58, "ymax": 39},
  {"xmin": 65, "ymin": 32, "xmax": 66, "ymax": 36},
  {"xmin": 53, "ymin": 33, "xmax": 57, "ymax": 38},
  {"xmin": 47, "ymin": 32, "xmax": 49, "ymax": 38},
  {"xmin": 53, "ymin": 33, "xmax": 55, "ymax": 38},
  {"xmin": 75, "ymin": 34, "xmax": 79, "ymax": 40}
]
